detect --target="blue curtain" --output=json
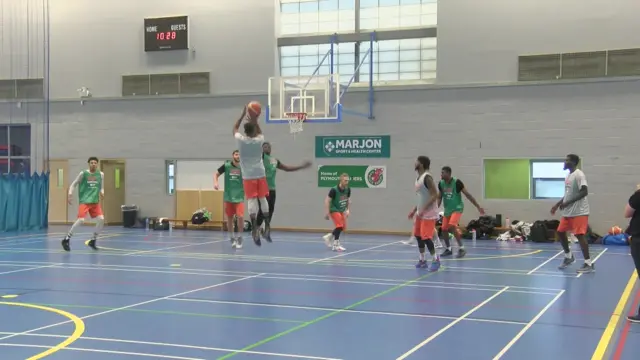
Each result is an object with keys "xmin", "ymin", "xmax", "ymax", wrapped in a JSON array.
[{"xmin": 0, "ymin": 172, "xmax": 49, "ymax": 232}]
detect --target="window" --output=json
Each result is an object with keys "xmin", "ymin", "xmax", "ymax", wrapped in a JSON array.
[
  {"xmin": 280, "ymin": 42, "xmax": 356, "ymax": 84},
  {"xmin": 530, "ymin": 160, "xmax": 568, "ymax": 199},
  {"xmin": 359, "ymin": 37, "xmax": 436, "ymax": 81},
  {"xmin": 0, "ymin": 125, "xmax": 31, "ymax": 174},
  {"xmin": 279, "ymin": 0, "xmax": 356, "ymax": 36},
  {"xmin": 166, "ymin": 160, "xmax": 176, "ymax": 195},
  {"xmin": 359, "ymin": 0, "xmax": 437, "ymax": 31}
]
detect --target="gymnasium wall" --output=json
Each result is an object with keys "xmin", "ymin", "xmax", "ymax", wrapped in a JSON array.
[
  {"xmin": 0, "ymin": 0, "xmax": 276, "ymax": 99},
  {"xmin": 4, "ymin": 78, "xmax": 639, "ymax": 231},
  {"xmin": 436, "ymin": 0, "xmax": 640, "ymax": 84}
]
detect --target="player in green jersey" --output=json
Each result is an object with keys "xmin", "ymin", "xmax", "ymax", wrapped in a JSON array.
[
  {"xmin": 214, "ymin": 150, "xmax": 246, "ymax": 248},
  {"xmin": 256, "ymin": 142, "xmax": 311, "ymax": 238},
  {"xmin": 61, "ymin": 157, "xmax": 104, "ymax": 251},
  {"xmin": 323, "ymin": 173, "xmax": 351, "ymax": 251},
  {"xmin": 438, "ymin": 166, "xmax": 485, "ymax": 258}
]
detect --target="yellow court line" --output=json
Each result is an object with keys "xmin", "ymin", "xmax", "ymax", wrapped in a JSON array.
[
  {"xmin": 0, "ymin": 301, "xmax": 85, "ymax": 360},
  {"xmin": 591, "ymin": 270, "xmax": 638, "ymax": 360}
]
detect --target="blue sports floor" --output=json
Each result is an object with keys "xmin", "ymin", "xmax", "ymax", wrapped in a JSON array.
[{"xmin": 0, "ymin": 226, "xmax": 638, "ymax": 360}]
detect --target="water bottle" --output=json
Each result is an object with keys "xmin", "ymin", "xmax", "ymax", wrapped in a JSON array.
[
  {"xmin": 169, "ymin": 221, "xmax": 173, "ymax": 234},
  {"xmin": 145, "ymin": 218, "xmax": 149, "ymax": 231},
  {"xmin": 471, "ymin": 229, "xmax": 477, "ymax": 241},
  {"xmin": 505, "ymin": 217, "xmax": 510, "ymax": 228}
]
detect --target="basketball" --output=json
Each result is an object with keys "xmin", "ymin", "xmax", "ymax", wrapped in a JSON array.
[
  {"xmin": 609, "ymin": 226, "xmax": 622, "ymax": 235},
  {"xmin": 247, "ymin": 101, "xmax": 262, "ymax": 119}
]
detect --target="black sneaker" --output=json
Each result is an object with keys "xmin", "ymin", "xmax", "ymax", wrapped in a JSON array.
[
  {"xmin": 441, "ymin": 249, "xmax": 453, "ymax": 257},
  {"xmin": 576, "ymin": 263, "xmax": 594, "ymax": 273},
  {"xmin": 558, "ymin": 255, "xmax": 575, "ymax": 269},
  {"xmin": 251, "ymin": 219, "xmax": 261, "ymax": 246},
  {"xmin": 61, "ymin": 236, "xmax": 70, "ymax": 251},
  {"xmin": 263, "ymin": 222, "xmax": 272, "ymax": 243},
  {"xmin": 456, "ymin": 248, "xmax": 467, "ymax": 258},
  {"xmin": 87, "ymin": 238, "xmax": 98, "ymax": 250},
  {"xmin": 627, "ymin": 314, "xmax": 640, "ymax": 323}
]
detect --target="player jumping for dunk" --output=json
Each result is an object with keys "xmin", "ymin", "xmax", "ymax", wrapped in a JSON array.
[
  {"xmin": 61, "ymin": 157, "xmax": 104, "ymax": 251},
  {"xmin": 323, "ymin": 173, "xmax": 351, "ymax": 252},
  {"xmin": 233, "ymin": 105, "xmax": 271, "ymax": 246},
  {"xmin": 410, "ymin": 156, "xmax": 440, "ymax": 271}
]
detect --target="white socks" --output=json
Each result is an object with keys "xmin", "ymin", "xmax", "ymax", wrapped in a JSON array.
[{"xmin": 68, "ymin": 218, "xmax": 84, "ymax": 236}]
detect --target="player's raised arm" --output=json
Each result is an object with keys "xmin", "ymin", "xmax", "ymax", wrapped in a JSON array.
[
  {"xmin": 277, "ymin": 160, "xmax": 312, "ymax": 172},
  {"xmin": 233, "ymin": 106, "xmax": 247, "ymax": 136}
]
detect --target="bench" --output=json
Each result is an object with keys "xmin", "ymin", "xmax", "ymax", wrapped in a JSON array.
[{"xmin": 162, "ymin": 219, "xmax": 224, "ymax": 230}]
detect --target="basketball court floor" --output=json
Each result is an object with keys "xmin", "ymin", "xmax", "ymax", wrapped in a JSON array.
[{"xmin": 0, "ymin": 226, "xmax": 638, "ymax": 359}]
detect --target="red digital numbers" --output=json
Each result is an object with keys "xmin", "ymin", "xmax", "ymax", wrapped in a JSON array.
[{"xmin": 156, "ymin": 31, "xmax": 177, "ymax": 41}]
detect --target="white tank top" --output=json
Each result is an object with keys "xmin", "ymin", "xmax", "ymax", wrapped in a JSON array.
[{"xmin": 415, "ymin": 172, "xmax": 439, "ymax": 220}]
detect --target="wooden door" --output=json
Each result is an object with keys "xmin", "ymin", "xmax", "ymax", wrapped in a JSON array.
[
  {"xmin": 101, "ymin": 161, "xmax": 126, "ymax": 225},
  {"xmin": 48, "ymin": 159, "xmax": 69, "ymax": 223}
]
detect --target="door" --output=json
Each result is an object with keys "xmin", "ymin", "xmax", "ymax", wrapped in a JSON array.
[
  {"xmin": 48, "ymin": 159, "xmax": 69, "ymax": 223},
  {"xmin": 101, "ymin": 160, "xmax": 126, "ymax": 225}
]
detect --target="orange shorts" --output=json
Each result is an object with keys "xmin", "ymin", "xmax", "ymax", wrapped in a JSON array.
[
  {"xmin": 330, "ymin": 212, "xmax": 347, "ymax": 229},
  {"xmin": 243, "ymin": 177, "xmax": 269, "ymax": 199},
  {"xmin": 557, "ymin": 215, "xmax": 589, "ymax": 235},
  {"xmin": 77, "ymin": 203, "xmax": 102, "ymax": 219},
  {"xmin": 224, "ymin": 202, "xmax": 244, "ymax": 218},
  {"xmin": 413, "ymin": 218, "xmax": 436, "ymax": 239},
  {"xmin": 442, "ymin": 212, "xmax": 462, "ymax": 229}
]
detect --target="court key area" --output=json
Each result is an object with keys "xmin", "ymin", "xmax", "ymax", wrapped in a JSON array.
[{"xmin": 0, "ymin": 227, "xmax": 638, "ymax": 360}]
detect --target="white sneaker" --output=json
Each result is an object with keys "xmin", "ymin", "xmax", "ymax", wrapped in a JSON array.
[
  {"xmin": 332, "ymin": 241, "xmax": 346, "ymax": 252},
  {"xmin": 231, "ymin": 238, "xmax": 237, "ymax": 248},
  {"xmin": 323, "ymin": 233, "xmax": 334, "ymax": 248},
  {"xmin": 235, "ymin": 237, "xmax": 243, "ymax": 249}
]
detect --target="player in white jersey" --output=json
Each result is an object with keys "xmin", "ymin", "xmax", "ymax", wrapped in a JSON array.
[
  {"xmin": 408, "ymin": 156, "xmax": 441, "ymax": 271},
  {"xmin": 232, "ymin": 106, "xmax": 271, "ymax": 246},
  {"xmin": 551, "ymin": 153, "xmax": 593, "ymax": 273}
]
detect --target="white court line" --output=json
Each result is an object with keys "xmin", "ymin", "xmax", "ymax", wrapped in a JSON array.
[
  {"xmin": 527, "ymin": 250, "xmax": 564, "ymax": 275},
  {"xmin": 395, "ymin": 287, "xmax": 510, "ymax": 360},
  {"xmin": 169, "ymin": 298, "xmax": 528, "ymax": 325},
  {"xmin": 491, "ymin": 290, "xmax": 565, "ymax": 359},
  {"xmin": 0, "ymin": 344, "xmax": 203, "ymax": 359},
  {"xmin": 0, "ymin": 263, "xmax": 62, "ymax": 276},
  {"xmin": 0, "ymin": 274, "xmax": 263, "ymax": 343},
  {"xmin": 307, "ymin": 241, "xmax": 400, "ymax": 264},
  {"xmin": 123, "ymin": 240, "xmax": 226, "ymax": 256},
  {"xmin": 576, "ymin": 247, "xmax": 608, "ymax": 278},
  {"xmin": 0, "ymin": 333, "xmax": 343, "ymax": 360}
]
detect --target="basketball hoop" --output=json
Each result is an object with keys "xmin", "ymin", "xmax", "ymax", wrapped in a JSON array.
[{"xmin": 284, "ymin": 112, "xmax": 307, "ymax": 135}]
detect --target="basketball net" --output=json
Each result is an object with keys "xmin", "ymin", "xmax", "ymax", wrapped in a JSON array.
[{"xmin": 285, "ymin": 112, "xmax": 306, "ymax": 136}]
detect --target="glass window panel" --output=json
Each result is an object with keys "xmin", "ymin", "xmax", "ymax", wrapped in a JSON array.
[
  {"xmin": 421, "ymin": 49, "xmax": 437, "ymax": 60},
  {"xmin": 336, "ymin": 42, "xmax": 354, "ymax": 53},
  {"xmin": 0, "ymin": 159, "xmax": 7, "ymax": 174},
  {"xmin": 380, "ymin": 0, "xmax": 399, "ymax": 5},
  {"xmin": 115, "ymin": 168, "xmax": 121, "ymax": 189},
  {"xmin": 421, "ymin": 13, "xmax": 437, "ymax": 26},
  {"xmin": 299, "ymin": 55, "xmax": 319, "ymax": 67},
  {"xmin": 337, "ymin": 53, "xmax": 355, "ymax": 65},
  {"xmin": 379, "ymin": 62, "xmax": 399, "ymax": 73},
  {"xmin": 318, "ymin": 21, "xmax": 338, "ymax": 33},
  {"xmin": 318, "ymin": 44, "xmax": 331, "ymax": 53},
  {"xmin": 299, "ymin": 23, "xmax": 319, "ymax": 34},
  {"xmin": 338, "ymin": 20, "xmax": 355, "ymax": 31},
  {"xmin": 401, "ymin": 0, "xmax": 420, "ymax": 4},
  {"xmin": 339, "ymin": 9, "xmax": 355, "ymax": 19},
  {"xmin": 360, "ymin": 0, "xmax": 378, "ymax": 8},
  {"xmin": 532, "ymin": 162, "xmax": 568, "ymax": 178},
  {"xmin": 317, "ymin": 64, "xmax": 331, "ymax": 75},
  {"xmin": 399, "ymin": 49, "xmax": 420, "ymax": 61},
  {"xmin": 399, "ymin": 61, "xmax": 420, "ymax": 72},
  {"xmin": 168, "ymin": 163, "xmax": 175, "ymax": 177},
  {"xmin": 9, "ymin": 158, "xmax": 29, "ymax": 174},
  {"xmin": 399, "ymin": 38, "xmax": 421, "ymax": 50},
  {"xmin": 279, "ymin": 24, "xmax": 299, "ymax": 35},
  {"xmin": 360, "ymin": 18, "xmax": 378, "ymax": 30},
  {"xmin": 378, "ymin": 40, "xmax": 399, "ymax": 51},
  {"xmin": 339, "ymin": 0, "xmax": 355, "ymax": 10},
  {"xmin": 57, "ymin": 168, "xmax": 64, "ymax": 188},
  {"xmin": 0, "ymin": 126, "xmax": 7, "ymax": 152},
  {"xmin": 421, "ymin": 37, "xmax": 437, "ymax": 48},
  {"xmin": 319, "ymin": 0, "xmax": 339, "ymax": 11},
  {"xmin": 339, "ymin": 75, "xmax": 352, "ymax": 83},
  {"xmin": 280, "ymin": 56, "xmax": 299, "ymax": 67},
  {"xmin": 280, "ymin": 3, "xmax": 299, "ymax": 13},
  {"xmin": 168, "ymin": 178, "xmax": 175, "ymax": 194},
  {"xmin": 421, "ymin": 60, "xmax": 437, "ymax": 71},
  {"xmin": 337, "ymin": 64, "xmax": 354, "ymax": 76},
  {"xmin": 422, "ymin": 0, "xmax": 437, "ymax": 3},
  {"xmin": 378, "ymin": 16, "xmax": 400, "ymax": 29},
  {"xmin": 533, "ymin": 179, "xmax": 565, "ymax": 199},
  {"xmin": 399, "ymin": 72, "xmax": 421, "ymax": 80},
  {"xmin": 400, "ymin": 4, "xmax": 421, "ymax": 15},
  {"xmin": 281, "ymin": 67, "xmax": 299, "ymax": 76},
  {"xmin": 9, "ymin": 126, "xmax": 30, "ymax": 156},
  {"xmin": 299, "ymin": 66, "xmax": 318, "ymax": 76},
  {"xmin": 421, "ymin": 2, "xmax": 437, "ymax": 14},
  {"xmin": 378, "ymin": 51, "xmax": 399, "ymax": 62},
  {"xmin": 318, "ymin": 11, "xmax": 339, "ymax": 22},
  {"xmin": 280, "ymin": 13, "xmax": 300, "ymax": 24},
  {"xmin": 359, "ymin": 8, "xmax": 378, "ymax": 19},
  {"xmin": 299, "ymin": 45, "xmax": 320, "ymax": 55},
  {"xmin": 379, "ymin": 73, "xmax": 399, "ymax": 81},
  {"xmin": 299, "ymin": 2, "xmax": 319, "ymax": 12},
  {"xmin": 400, "ymin": 15, "xmax": 420, "ymax": 27},
  {"xmin": 421, "ymin": 71, "xmax": 436, "ymax": 79},
  {"xmin": 280, "ymin": 46, "xmax": 300, "ymax": 57}
]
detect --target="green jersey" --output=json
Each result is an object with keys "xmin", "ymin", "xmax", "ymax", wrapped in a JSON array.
[
  {"xmin": 263, "ymin": 154, "xmax": 280, "ymax": 191},
  {"xmin": 438, "ymin": 177, "xmax": 464, "ymax": 216},
  {"xmin": 218, "ymin": 161, "xmax": 244, "ymax": 203},
  {"xmin": 328, "ymin": 185, "xmax": 351, "ymax": 213},
  {"xmin": 77, "ymin": 170, "xmax": 102, "ymax": 204}
]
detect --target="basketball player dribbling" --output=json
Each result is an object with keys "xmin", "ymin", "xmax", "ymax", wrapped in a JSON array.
[
  {"xmin": 409, "ymin": 156, "xmax": 440, "ymax": 271},
  {"xmin": 214, "ymin": 150, "xmax": 245, "ymax": 248},
  {"xmin": 61, "ymin": 157, "xmax": 104, "ymax": 251},
  {"xmin": 233, "ymin": 103, "xmax": 271, "ymax": 246},
  {"xmin": 323, "ymin": 173, "xmax": 350, "ymax": 252}
]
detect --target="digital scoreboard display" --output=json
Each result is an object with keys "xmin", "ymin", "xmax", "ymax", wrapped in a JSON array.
[{"xmin": 144, "ymin": 16, "xmax": 188, "ymax": 52}]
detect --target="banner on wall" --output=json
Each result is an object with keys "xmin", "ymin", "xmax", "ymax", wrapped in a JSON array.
[
  {"xmin": 317, "ymin": 165, "xmax": 386, "ymax": 188},
  {"xmin": 315, "ymin": 135, "xmax": 390, "ymax": 158}
]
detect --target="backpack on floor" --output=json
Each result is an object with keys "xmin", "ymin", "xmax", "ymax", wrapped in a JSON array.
[{"xmin": 530, "ymin": 221, "xmax": 553, "ymax": 243}]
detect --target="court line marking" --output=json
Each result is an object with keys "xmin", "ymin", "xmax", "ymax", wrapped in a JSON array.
[
  {"xmin": 492, "ymin": 289, "xmax": 565, "ymax": 359},
  {"xmin": 0, "ymin": 259, "xmax": 568, "ymax": 291},
  {"xmin": 0, "ymin": 333, "xmax": 343, "ymax": 360},
  {"xmin": 577, "ymin": 248, "xmax": 608, "ymax": 278},
  {"xmin": 307, "ymin": 241, "xmax": 401, "ymax": 264},
  {"xmin": 0, "ymin": 344, "xmax": 206, "ymax": 360},
  {"xmin": 591, "ymin": 270, "xmax": 638, "ymax": 360},
  {"xmin": 216, "ymin": 270, "xmax": 441, "ymax": 360},
  {"xmin": 527, "ymin": 250, "xmax": 564, "ymax": 275},
  {"xmin": 0, "ymin": 263, "xmax": 62, "ymax": 276},
  {"xmin": 395, "ymin": 287, "xmax": 510, "ymax": 360},
  {"xmin": 122, "ymin": 239, "xmax": 227, "ymax": 256},
  {"xmin": 0, "ymin": 274, "xmax": 263, "ymax": 343},
  {"xmin": 169, "ymin": 298, "xmax": 529, "ymax": 325},
  {"xmin": 611, "ymin": 287, "xmax": 640, "ymax": 360},
  {"xmin": 0, "ymin": 301, "xmax": 85, "ymax": 360}
]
